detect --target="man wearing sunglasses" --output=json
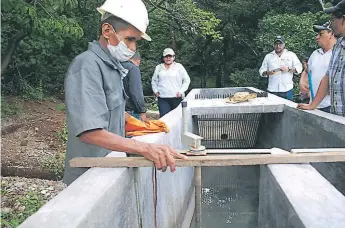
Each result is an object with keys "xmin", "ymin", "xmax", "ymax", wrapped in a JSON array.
[
  {"xmin": 299, "ymin": 22, "xmax": 336, "ymax": 113},
  {"xmin": 298, "ymin": 0, "xmax": 345, "ymax": 117}
]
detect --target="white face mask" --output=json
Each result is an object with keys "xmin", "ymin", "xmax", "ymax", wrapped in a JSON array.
[{"xmin": 107, "ymin": 40, "xmax": 135, "ymax": 62}]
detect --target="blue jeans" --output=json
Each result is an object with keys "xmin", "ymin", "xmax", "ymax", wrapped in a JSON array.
[
  {"xmin": 158, "ymin": 97, "xmax": 182, "ymax": 117},
  {"xmin": 127, "ymin": 111, "xmax": 141, "ymax": 120},
  {"xmin": 269, "ymin": 89, "xmax": 293, "ymax": 100}
]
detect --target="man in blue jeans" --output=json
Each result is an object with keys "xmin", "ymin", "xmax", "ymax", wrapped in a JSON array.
[
  {"xmin": 122, "ymin": 51, "xmax": 147, "ymax": 121},
  {"xmin": 259, "ymin": 36, "xmax": 303, "ymax": 100}
]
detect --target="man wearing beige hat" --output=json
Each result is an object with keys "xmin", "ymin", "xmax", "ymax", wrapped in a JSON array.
[
  {"xmin": 151, "ymin": 48, "xmax": 191, "ymax": 117},
  {"xmin": 63, "ymin": 0, "xmax": 187, "ymax": 185}
]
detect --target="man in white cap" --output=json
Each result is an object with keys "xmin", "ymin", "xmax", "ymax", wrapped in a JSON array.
[
  {"xmin": 64, "ymin": 0, "xmax": 187, "ymax": 185},
  {"xmin": 151, "ymin": 48, "xmax": 191, "ymax": 117},
  {"xmin": 298, "ymin": 0, "xmax": 345, "ymax": 117}
]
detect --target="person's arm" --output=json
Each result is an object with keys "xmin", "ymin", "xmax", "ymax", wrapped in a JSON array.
[
  {"xmin": 177, "ymin": 64, "xmax": 191, "ymax": 96},
  {"xmin": 65, "ymin": 60, "xmax": 186, "ymax": 172},
  {"xmin": 259, "ymin": 55, "xmax": 274, "ymax": 77},
  {"xmin": 297, "ymin": 75, "xmax": 329, "ymax": 110},
  {"xmin": 128, "ymin": 66, "xmax": 147, "ymax": 116},
  {"xmin": 151, "ymin": 65, "xmax": 160, "ymax": 97},
  {"xmin": 299, "ymin": 69, "xmax": 310, "ymax": 94},
  {"xmin": 80, "ymin": 130, "xmax": 186, "ymax": 171}
]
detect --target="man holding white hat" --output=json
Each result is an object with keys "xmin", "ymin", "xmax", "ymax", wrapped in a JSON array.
[{"xmin": 64, "ymin": 0, "xmax": 187, "ymax": 185}]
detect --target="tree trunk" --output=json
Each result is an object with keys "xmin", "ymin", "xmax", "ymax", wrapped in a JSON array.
[{"xmin": 1, "ymin": 30, "xmax": 27, "ymax": 75}]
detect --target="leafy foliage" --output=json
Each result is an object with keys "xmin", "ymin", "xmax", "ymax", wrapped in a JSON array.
[
  {"xmin": 40, "ymin": 153, "xmax": 66, "ymax": 180},
  {"xmin": 1, "ymin": 191, "xmax": 45, "ymax": 227},
  {"xmin": 1, "ymin": 0, "xmax": 331, "ymax": 99},
  {"xmin": 229, "ymin": 68, "xmax": 267, "ymax": 91},
  {"xmin": 256, "ymin": 12, "xmax": 330, "ymax": 59},
  {"xmin": 1, "ymin": 0, "xmax": 83, "ymax": 96}
]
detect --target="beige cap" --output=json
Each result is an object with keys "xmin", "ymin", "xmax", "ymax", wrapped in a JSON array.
[{"xmin": 163, "ymin": 48, "xmax": 175, "ymax": 56}]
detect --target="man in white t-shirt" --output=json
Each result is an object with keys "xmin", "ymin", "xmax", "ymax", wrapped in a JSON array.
[
  {"xmin": 299, "ymin": 22, "xmax": 336, "ymax": 113},
  {"xmin": 259, "ymin": 36, "xmax": 303, "ymax": 100}
]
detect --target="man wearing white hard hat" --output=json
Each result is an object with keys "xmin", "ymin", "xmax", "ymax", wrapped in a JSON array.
[
  {"xmin": 151, "ymin": 48, "xmax": 191, "ymax": 117},
  {"xmin": 63, "ymin": 0, "xmax": 187, "ymax": 185}
]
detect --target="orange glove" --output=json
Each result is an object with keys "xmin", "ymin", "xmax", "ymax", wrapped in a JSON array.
[{"xmin": 125, "ymin": 115, "xmax": 169, "ymax": 137}]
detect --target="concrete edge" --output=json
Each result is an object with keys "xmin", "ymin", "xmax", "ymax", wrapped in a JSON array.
[
  {"xmin": 19, "ymin": 167, "xmax": 132, "ymax": 227},
  {"xmin": 268, "ymin": 163, "xmax": 345, "ymax": 228}
]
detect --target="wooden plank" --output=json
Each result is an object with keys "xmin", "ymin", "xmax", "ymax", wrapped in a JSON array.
[
  {"xmin": 70, "ymin": 152, "xmax": 345, "ymax": 168},
  {"xmin": 173, "ymin": 149, "xmax": 272, "ymax": 154},
  {"xmin": 189, "ymin": 149, "xmax": 272, "ymax": 154},
  {"xmin": 291, "ymin": 148, "xmax": 345, "ymax": 154}
]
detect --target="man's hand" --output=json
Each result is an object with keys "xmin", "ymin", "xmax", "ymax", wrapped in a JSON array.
[
  {"xmin": 155, "ymin": 92, "xmax": 160, "ymax": 97},
  {"xmin": 139, "ymin": 143, "xmax": 188, "ymax": 172},
  {"xmin": 297, "ymin": 103, "xmax": 316, "ymax": 110},
  {"xmin": 176, "ymin": 92, "xmax": 182, "ymax": 98},
  {"xmin": 280, "ymin": 66, "xmax": 289, "ymax": 72},
  {"xmin": 140, "ymin": 113, "xmax": 148, "ymax": 122},
  {"xmin": 264, "ymin": 70, "xmax": 275, "ymax": 76}
]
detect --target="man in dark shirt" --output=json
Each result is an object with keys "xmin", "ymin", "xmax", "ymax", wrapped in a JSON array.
[{"xmin": 122, "ymin": 51, "xmax": 148, "ymax": 121}]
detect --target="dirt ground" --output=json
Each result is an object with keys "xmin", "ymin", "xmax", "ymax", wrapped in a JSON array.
[
  {"xmin": 1, "ymin": 97, "xmax": 66, "ymax": 180},
  {"xmin": 1, "ymin": 97, "xmax": 160, "ymax": 179},
  {"xmin": 1, "ymin": 96, "xmax": 161, "ymax": 227}
]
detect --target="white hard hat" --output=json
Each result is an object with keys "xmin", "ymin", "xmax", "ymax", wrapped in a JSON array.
[
  {"xmin": 163, "ymin": 48, "xmax": 175, "ymax": 56},
  {"xmin": 97, "ymin": 0, "xmax": 151, "ymax": 41}
]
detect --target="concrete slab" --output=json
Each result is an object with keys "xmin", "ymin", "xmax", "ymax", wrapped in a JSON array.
[
  {"xmin": 259, "ymin": 164, "xmax": 345, "ymax": 228},
  {"xmin": 19, "ymin": 167, "xmax": 138, "ymax": 228}
]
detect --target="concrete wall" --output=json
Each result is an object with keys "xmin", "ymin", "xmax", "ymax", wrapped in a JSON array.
[
  {"xmin": 19, "ymin": 88, "xmax": 345, "ymax": 228},
  {"xmin": 257, "ymin": 103, "xmax": 345, "ymax": 228},
  {"xmin": 133, "ymin": 107, "xmax": 194, "ymax": 228},
  {"xmin": 259, "ymin": 164, "xmax": 345, "ymax": 228},
  {"xmin": 256, "ymin": 105, "xmax": 345, "ymax": 195},
  {"xmin": 20, "ymin": 165, "xmax": 139, "ymax": 228},
  {"xmin": 256, "ymin": 105, "xmax": 345, "ymax": 149},
  {"xmin": 19, "ymin": 106, "xmax": 194, "ymax": 228}
]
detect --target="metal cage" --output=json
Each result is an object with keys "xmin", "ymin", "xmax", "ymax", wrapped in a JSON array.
[{"xmin": 194, "ymin": 113, "xmax": 262, "ymax": 149}]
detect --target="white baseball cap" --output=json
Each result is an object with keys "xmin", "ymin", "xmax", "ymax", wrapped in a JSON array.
[
  {"xmin": 163, "ymin": 48, "xmax": 175, "ymax": 56},
  {"xmin": 97, "ymin": 0, "xmax": 151, "ymax": 41}
]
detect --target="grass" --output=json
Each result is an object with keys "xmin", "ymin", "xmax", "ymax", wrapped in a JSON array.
[
  {"xmin": 1, "ymin": 187, "xmax": 45, "ymax": 228},
  {"xmin": 40, "ymin": 152, "xmax": 66, "ymax": 180},
  {"xmin": 1, "ymin": 97, "xmax": 23, "ymax": 118},
  {"xmin": 146, "ymin": 102, "xmax": 159, "ymax": 111},
  {"xmin": 55, "ymin": 103, "xmax": 66, "ymax": 112},
  {"xmin": 39, "ymin": 123, "xmax": 68, "ymax": 180}
]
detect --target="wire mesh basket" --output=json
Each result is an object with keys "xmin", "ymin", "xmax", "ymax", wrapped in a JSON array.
[{"xmin": 194, "ymin": 113, "xmax": 262, "ymax": 149}]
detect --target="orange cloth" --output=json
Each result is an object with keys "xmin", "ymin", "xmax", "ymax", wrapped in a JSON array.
[{"xmin": 125, "ymin": 115, "xmax": 169, "ymax": 137}]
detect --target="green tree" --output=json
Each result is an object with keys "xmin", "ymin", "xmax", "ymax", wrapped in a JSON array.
[
  {"xmin": 1, "ymin": 0, "xmax": 83, "ymax": 96},
  {"xmin": 256, "ymin": 12, "xmax": 329, "ymax": 59}
]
